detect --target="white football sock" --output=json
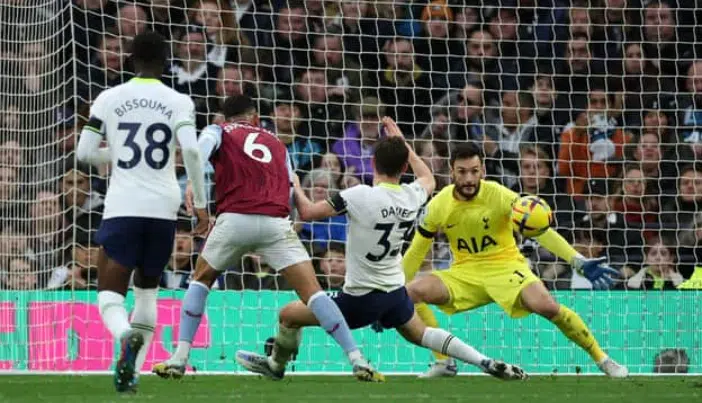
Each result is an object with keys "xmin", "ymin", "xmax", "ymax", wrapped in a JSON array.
[
  {"xmin": 421, "ymin": 327, "xmax": 489, "ymax": 367},
  {"xmin": 131, "ymin": 287, "xmax": 158, "ymax": 376},
  {"xmin": 98, "ymin": 290, "xmax": 131, "ymax": 340}
]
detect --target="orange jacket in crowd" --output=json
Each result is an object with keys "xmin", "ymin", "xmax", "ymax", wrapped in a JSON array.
[{"xmin": 557, "ymin": 125, "xmax": 630, "ymax": 198}]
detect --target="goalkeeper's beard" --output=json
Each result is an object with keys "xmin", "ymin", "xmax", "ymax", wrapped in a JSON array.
[{"xmin": 455, "ymin": 181, "xmax": 480, "ymax": 200}]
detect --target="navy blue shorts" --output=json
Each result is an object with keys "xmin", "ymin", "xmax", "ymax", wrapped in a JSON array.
[
  {"xmin": 95, "ymin": 217, "xmax": 177, "ymax": 277},
  {"xmin": 331, "ymin": 287, "xmax": 414, "ymax": 330}
]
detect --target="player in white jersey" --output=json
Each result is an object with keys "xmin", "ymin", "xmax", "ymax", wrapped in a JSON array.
[
  {"xmin": 76, "ymin": 31, "xmax": 208, "ymax": 394},
  {"xmin": 236, "ymin": 118, "xmax": 526, "ymax": 380}
]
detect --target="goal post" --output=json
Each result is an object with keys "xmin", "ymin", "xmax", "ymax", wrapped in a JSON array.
[{"xmin": 0, "ymin": 0, "xmax": 701, "ymax": 375}]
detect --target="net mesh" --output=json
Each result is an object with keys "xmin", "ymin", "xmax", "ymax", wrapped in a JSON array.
[{"xmin": 0, "ymin": 0, "xmax": 701, "ymax": 374}]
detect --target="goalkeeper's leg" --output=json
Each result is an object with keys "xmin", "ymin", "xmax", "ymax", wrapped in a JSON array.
[
  {"xmin": 397, "ymin": 313, "xmax": 526, "ymax": 380},
  {"xmin": 520, "ymin": 282, "xmax": 628, "ymax": 378}
]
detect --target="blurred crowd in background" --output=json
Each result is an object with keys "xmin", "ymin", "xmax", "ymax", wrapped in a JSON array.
[{"xmin": 1, "ymin": 0, "xmax": 702, "ymax": 291}]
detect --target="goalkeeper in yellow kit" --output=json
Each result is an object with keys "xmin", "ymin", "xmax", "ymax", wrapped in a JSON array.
[{"xmin": 403, "ymin": 142, "xmax": 628, "ymax": 378}]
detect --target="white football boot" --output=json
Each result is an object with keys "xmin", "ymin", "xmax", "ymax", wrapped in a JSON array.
[
  {"xmin": 418, "ymin": 358, "xmax": 458, "ymax": 378},
  {"xmin": 597, "ymin": 357, "xmax": 629, "ymax": 378}
]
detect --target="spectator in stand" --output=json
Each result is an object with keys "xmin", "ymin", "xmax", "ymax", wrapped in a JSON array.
[
  {"xmin": 66, "ymin": 0, "xmax": 117, "ymax": 64},
  {"xmin": 167, "ymin": 25, "xmax": 220, "ymax": 117},
  {"xmin": 0, "ymin": 100, "xmax": 21, "ymax": 132},
  {"xmin": 293, "ymin": 67, "xmax": 346, "ymax": 144},
  {"xmin": 116, "ymin": 2, "xmax": 149, "ymax": 47},
  {"xmin": 311, "ymin": 26, "xmax": 362, "ymax": 104},
  {"xmin": 0, "ymin": 257, "xmax": 38, "ymax": 290},
  {"xmin": 373, "ymin": 37, "xmax": 436, "ymax": 138},
  {"xmin": 484, "ymin": 90, "xmax": 555, "ymax": 188},
  {"xmin": 331, "ymin": 96, "xmax": 385, "ymax": 185},
  {"xmin": 190, "ymin": 0, "xmax": 251, "ymax": 67},
  {"xmin": 46, "ymin": 232, "xmax": 98, "ymax": 290},
  {"xmin": 146, "ymin": 0, "xmax": 187, "ymax": 39},
  {"xmin": 231, "ymin": 0, "xmax": 274, "ymax": 49},
  {"xmin": 447, "ymin": 29, "xmax": 502, "ymax": 105},
  {"xmin": 530, "ymin": 72, "xmax": 561, "ymax": 136},
  {"xmin": 313, "ymin": 152, "xmax": 361, "ymax": 190},
  {"xmin": 77, "ymin": 31, "xmax": 132, "ymax": 100},
  {"xmin": 421, "ymin": 83, "xmax": 494, "ymax": 143},
  {"xmin": 624, "ymin": 238, "xmax": 684, "ymax": 290},
  {"xmin": 602, "ymin": 0, "xmax": 643, "ymax": 66},
  {"xmin": 552, "ymin": 36, "xmax": 606, "ymax": 126},
  {"xmin": 558, "ymin": 85, "xmax": 631, "ymax": 198},
  {"xmin": 0, "ymin": 167, "xmax": 22, "ymax": 219},
  {"xmin": 313, "ymin": 241, "xmax": 346, "ymax": 291},
  {"xmin": 161, "ymin": 219, "xmax": 197, "ymax": 289},
  {"xmin": 298, "ymin": 169, "xmax": 347, "ymax": 247},
  {"xmin": 661, "ymin": 165, "xmax": 702, "ymax": 235},
  {"xmin": 561, "ymin": 4, "xmax": 607, "ymax": 60},
  {"xmin": 413, "ymin": 1, "xmax": 463, "ymax": 78},
  {"xmin": 415, "ymin": 139, "xmax": 450, "ymax": 193},
  {"xmin": 233, "ymin": 254, "xmax": 290, "ymax": 291},
  {"xmin": 615, "ymin": 43, "xmax": 676, "ymax": 129},
  {"xmin": 61, "ymin": 162, "xmax": 103, "ymax": 242},
  {"xmin": 642, "ymin": 1, "xmax": 696, "ymax": 77},
  {"xmin": 268, "ymin": 1, "xmax": 311, "ymax": 84},
  {"xmin": 612, "ymin": 165, "xmax": 658, "ymax": 242},
  {"xmin": 0, "ymin": 137, "xmax": 22, "ymax": 169},
  {"xmin": 451, "ymin": 5, "xmax": 481, "ymax": 41},
  {"xmin": 626, "ymin": 130, "xmax": 678, "ymax": 206},
  {"xmin": 578, "ymin": 179, "xmax": 644, "ymax": 266},
  {"xmin": 207, "ymin": 65, "xmax": 245, "ymax": 126},
  {"xmin": 335, "ymin": 0, "xmax": 391, "ymax": 71},
  {"xmin": 487, "ymin": 5, "xmax": 537, "ymax": 87},
  {"xmin": 29, "ymin": 189, "xmax": 65, "ymax": 273},
  {"xmin": 678, "ymin": 61, "xmax": 702, "ymax": 158},
  {"xmin": 267, "ymin": 94, "xmax": 322, "ymax": 173}
]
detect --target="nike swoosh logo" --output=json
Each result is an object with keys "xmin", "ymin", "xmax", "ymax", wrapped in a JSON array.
[{"xmin": 446, "ymin": 224, "xmax": 456, "ymax": 229}]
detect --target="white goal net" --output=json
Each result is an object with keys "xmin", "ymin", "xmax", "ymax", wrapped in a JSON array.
[{"xmin": 0, "ymin": 0, "xmax": 701, "ymax": 375}]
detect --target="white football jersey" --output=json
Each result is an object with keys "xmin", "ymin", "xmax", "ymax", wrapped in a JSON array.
[
  {"xmin": 337, "ymin": 181, "xmax": 428, "ymax": 296},
  {"xmin": 87, "ymin": 78, "xmax": 195, "ymax": 220}
]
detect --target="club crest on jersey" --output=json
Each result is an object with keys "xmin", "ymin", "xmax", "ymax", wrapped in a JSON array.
[{"xmin": 457, "ymin": 235, "xmax": 497, "ymax": 253}]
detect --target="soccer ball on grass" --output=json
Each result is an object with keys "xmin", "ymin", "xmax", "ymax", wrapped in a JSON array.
[{"xmin": 511, "ymin": 195, "xmax": 553, "ymax": 238}]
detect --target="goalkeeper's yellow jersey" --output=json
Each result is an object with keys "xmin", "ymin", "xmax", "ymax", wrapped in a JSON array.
[{"xmin": 418, "ymin": 180, "xmax": 525, "ymax": 266}]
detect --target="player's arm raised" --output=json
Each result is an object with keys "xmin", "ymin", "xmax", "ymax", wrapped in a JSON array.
[{"xmin": 382, "ymin": 116, "xmax": 436, "ymax": 196}]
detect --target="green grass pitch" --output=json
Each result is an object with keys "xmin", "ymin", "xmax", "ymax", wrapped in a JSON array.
[{"xmin": 1, "ymin": 375, "xmax": 701, "ymax": 403}]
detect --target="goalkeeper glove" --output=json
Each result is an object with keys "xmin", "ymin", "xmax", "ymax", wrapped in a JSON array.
[{"xmin": 571, "ymin": 255, "xmax": 619, "ymax": 290}]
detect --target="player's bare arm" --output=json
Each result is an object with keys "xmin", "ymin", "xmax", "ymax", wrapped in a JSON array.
[
  {"xmin": 292, "ymin": 173, "xmax": 338, "ymax": 221},
  {"xmin": 382, "ymin": 116, "xmax": 436, "ymax": 196}
]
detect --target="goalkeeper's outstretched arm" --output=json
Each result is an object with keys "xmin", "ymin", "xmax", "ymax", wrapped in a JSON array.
[
  {"xmin": 403, "ymin": 229, "xmax": 434, "ymax": 282},
  {"xmin": 533, "ymin": 228, "xmax": 579, "ymax": 263}
]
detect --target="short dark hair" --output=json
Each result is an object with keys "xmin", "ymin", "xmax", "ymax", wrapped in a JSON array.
[
  {"xmin": 131, "ymin": 31, "xmax": 168, "ymax": 69},
  {"xmin": 222, "ymin": 95, "xmax": 256, "ymax": 119},
  {"xmin": 449, "ymin": 142, "xmax": 483, "ymax": 167},
  {"xmin": 373, "ymin": 137, "xmax": 409, "ymax": 177}
]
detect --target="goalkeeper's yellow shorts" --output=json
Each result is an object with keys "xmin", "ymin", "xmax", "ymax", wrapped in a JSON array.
[{"xmin": 431, "ymin": 261, "xmax": 540, "ymax": 318}]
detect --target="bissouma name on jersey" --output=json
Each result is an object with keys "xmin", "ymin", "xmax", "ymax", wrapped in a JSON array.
[
  {"xmin": 114, "ymin": 98, "xmax": 173, "ymax": 119},
  {"xmin": 381, "ymin": 205, "xmax": 415, "ymax": 219}
]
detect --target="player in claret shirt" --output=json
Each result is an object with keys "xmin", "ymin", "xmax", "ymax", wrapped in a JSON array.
[{"xmin": 152, "ymin": 95, "xmax": 382, "ymax": 382}]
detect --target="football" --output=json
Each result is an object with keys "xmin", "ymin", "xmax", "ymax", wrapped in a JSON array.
[{"xmin": 511, "ymin": 195, "xmax": 554, "ymax": 238}]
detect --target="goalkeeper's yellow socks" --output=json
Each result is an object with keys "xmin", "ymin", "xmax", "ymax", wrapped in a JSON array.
[
  {"xmin": 551, "ymin": 305, "xmax": 607, "ymax": 363},
  {"xmin": 416, "ymin": 303, "xmax": 450, "ymax": 361}
]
